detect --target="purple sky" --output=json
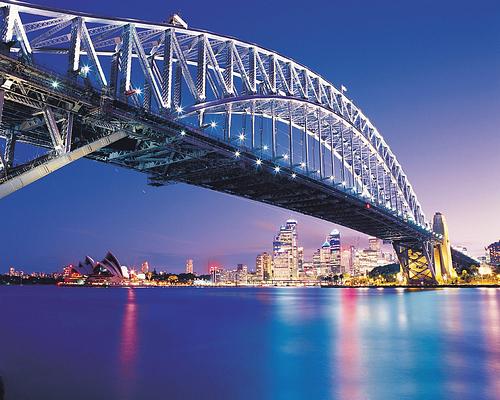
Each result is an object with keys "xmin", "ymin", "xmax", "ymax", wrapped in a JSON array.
[{"xmin": 1, "ymin": 0, "xmax": 499, "ymax": 273}]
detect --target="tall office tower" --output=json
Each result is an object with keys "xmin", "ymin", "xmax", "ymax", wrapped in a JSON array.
[
  {"xmin": 368, "ymin": 237, "xmax": 382, "ymax": 252},
  {"xmin": 272, "ymin": 219, "xmax": 299, "ymax": 280},
  {"xmin": 487, "ymin": 240, "xmax": 500, "ymax": 265},
  {"xmin": 141, "ymin": 261, "xmax": 149, "ymax": 274},
  {"xmin": 298, "ymin": 247, "xmax": 304, "ymax": 272},
  {"xmin": 185, "ymin": 259, "xmax": 194, "ymax": 274},
  {"xmin": 256, "ymin": 252, "xmax": 272, "ymax": 280},
  {"xmin": 319, "ymin": 240, "xmax": 333, "ymax": 276},
  {"xmin": 327, "ymin": 229, "xmax": 341, "ymax": 274}
]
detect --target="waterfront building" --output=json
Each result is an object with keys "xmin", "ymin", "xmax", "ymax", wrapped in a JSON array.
[
  {"xmin": 256, "ymin": 252, "xmax": 272, "ymax": 280},
  {"xmin": 327, "ymin": 229, "xmax": 341, "ymax": 274},
  {"xmin": 487, "ymin": 240, "xmax": 500, "ymax": 265},
  {"xmin": 185, "ymin": 259, "xmax": 194, "ymax": 274},
  {"xmin": 67, "ymin": 252, "xmax": 127, "ymax": 284},
  {"xmin": 141, "ymin": 261, "xmax": 149, "ymax": 274},
  {"xmin": 369, "ymin": 237, "xmax": 381, "ymax": 252},
  {"xmin": 298, "ymin": 247, "xmax": 304, "ymax": 272},
  {"xmin": 237, "ymin": 264, "xmax": 248, "ymax": 284},
  {"xmin": 8, "ymin": 266, "xmax": 15, "ymax": 276},
  {"xmin": 272, "ymin": 219, "xmax": 299, "ymax": 280},
  {"xmin": 210, "ymin": 266, "xmax": 223, "ymax": 284}
]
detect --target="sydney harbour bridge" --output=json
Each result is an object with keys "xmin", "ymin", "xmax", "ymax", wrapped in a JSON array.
[{"xmin": 0, "ymin": 1, "xmax": 477, "ymax": 284}]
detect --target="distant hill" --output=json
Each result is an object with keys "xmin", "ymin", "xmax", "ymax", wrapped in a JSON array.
[{"xmin": 368, "ymin": 263, "xmax": 399, "ymax": 278}]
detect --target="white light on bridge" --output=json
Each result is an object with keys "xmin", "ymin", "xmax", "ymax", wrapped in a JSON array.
[
  {"xmin": 80, "ymin": 65, "xmax": 90, "ymax": 75},
  {"xmin": 329, "ymin": 176, "xmax": 335, "ymax": 181},
  {"xmin": 180, "ymin": 130, "xmax": 186, "ymax": 136},
  {"xmin": 274, "ymin": 166, "xmax": 280, "ymax": 173},
  {"xmin": 263, "ymin": 145, "xmax": 269, "ymax": 151},
  {"xmin": 300, "ymin": 162, "xmax": 306, "ymax": 168},
  {"xmin": 291, "ymin": 173, "xmax": 297, "ymax": 178},
  {"xmin": 235, "ymin": 151, "xmax": 240, "ymax": 157},
  {"xmin": 51, "ymin": 80, "xmax": 60, "ymax": 89},
  {"xmin": 239, "ymin": 133, "xmax": 245, "ymax": 141},
  {"xmin": 256, "ymin": 159, "xmax": 262, "ymax": 166},
  {"xmin": 210, "ymin": 121, "xmax": 217, "ymax": 128},
  {"xmin": 283, "ymin": 154, "xmax": 289, "ymax": 160},
  {"xmin": 134, "ymin": 87, "xmax": 142, "ymax": 95},
  {"xmin": 176, "ymin": 106, "xmax": 183, "ymax": 113}
]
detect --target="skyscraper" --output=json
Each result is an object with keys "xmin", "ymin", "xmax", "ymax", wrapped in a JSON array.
[
  {"xmin": 487, "ymin": 240, "xmax": 500, "ymax": 265},
  {"xmin": 256, "ymin": 252, "xmax": 272, "ymax": 280},
  {"xmin": 327, "ymin": 229, "xmax": 341, "ymax": 274},
  {"xmin": 185, "ymin": 259, "xmax": 194, "ymax": 274},
  {"xmin": 272, "ymin": 219, "xmax": 299, "ymax": 280}
]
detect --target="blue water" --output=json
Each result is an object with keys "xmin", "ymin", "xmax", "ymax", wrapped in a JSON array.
[{"xmin": 0, "ymin": 286, "xmax": 498, "ymax": 400}]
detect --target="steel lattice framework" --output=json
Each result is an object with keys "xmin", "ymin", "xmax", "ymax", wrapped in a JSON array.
[{"xmin": 0, "ymin": 1, "xmax": 479, "ymax": 283}]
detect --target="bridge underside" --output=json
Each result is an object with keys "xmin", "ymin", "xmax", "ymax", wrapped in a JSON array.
[{"xmin": 0, "ymin": 54, "xmax": 476, "ymax": 285}]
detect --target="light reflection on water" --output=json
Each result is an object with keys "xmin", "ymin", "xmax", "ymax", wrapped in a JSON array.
[{"xmin": 0, "ymin": 286, "xmax": 498, "ymax": 400}]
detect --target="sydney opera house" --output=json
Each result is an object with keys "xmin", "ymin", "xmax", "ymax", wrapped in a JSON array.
[{"xmin": 64, "ymin": 252, "xmax": 129, "ymax": 284}]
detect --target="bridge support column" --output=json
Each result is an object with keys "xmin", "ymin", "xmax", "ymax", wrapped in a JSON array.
[
  {"xmin": 432, "ymin": 212, "xmax": 458, "ymax": 282},
  {"xmin": 393, "ymin": 241, "xmax": 439, "ymax": 285}
]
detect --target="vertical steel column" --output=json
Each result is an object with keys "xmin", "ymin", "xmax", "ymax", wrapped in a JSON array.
[
  {"xmin": 288, "ymin": 105, "xmax": 293, "ymax": 167},
  {"xmin": 162, "ymin": 29, "xmax": 174, "ymax": 110},
  {"xmin": 224, "ymin": 104, "xmax": 232, "ymax": 141},
  {"xmin": 63, "ymin": 112, "xmax": 73, "ymax": 153},
  {"xmin": 304, "ymin": 106, "xmax": 309, "ymax": 172},
  {"xmin": 340, "ymin": 125, "xmax": 346, "ymax": 184},
  {"xmin": 317, "ymin": 109, "xmax": 323, "ymax": 178},
  {"xmin": 196, "ymin": 35, "xmax": 206, "ymax": 101},
  {"xmin": 250, "ymin": 101, "xmax": 255, "ymax": 149},
  {"xmin": 224, "ymin": 41, "xmax": 234, "ymax": 95},
  {"xmin": 271, "ymin": 102, "xmax": 276, "ymax": 159},
  {"xmin": 4, "ymin": 129, "xmax": 15, "ymax": 169},
  {"xmin": 173, "ymin": 63, "xmax": 182, "ymax": 110},
  {"xmin": 359, "ymin": 142, "xmax": 364, "ymax": 194},
  {"xmin": 119, "ymin": 24, "xmax": 132, "ymax": 101},
  {"xmin": 0, "ymin": 89, "xmax": 5, "ymax": 171},
  {"xmin": 329, "ymin": 124, "xmax": 335, "ymax": 179},
  {"xmin": 269, "ymin": 54, "xmax": 276, "ymax": 93},
  {"xmin": 109, "ymin": 43, "xmax": 120, "ymax": 99},
  {"xmin": 349, "ymin": 130, "xmax": 355, "ymax": 191},
  {"xmin": 143, "ymin": 56, "xmax": 152, "ymax": 112},
  {"xmin": 248, "ymin": 47, "xmax": 257, "ymax": 94},
  {"xmin": 367, "ymin": 150, "xmax": 373, "ymax": 198},
  {"xmin": 67, "ymin": 17, "xmax": 82, "ymax": 80}
]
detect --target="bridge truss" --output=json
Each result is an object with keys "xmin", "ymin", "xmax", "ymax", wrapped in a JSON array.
[{"xmin": 0, "ymin": 1, "xmax": 478, "ymax": 284}]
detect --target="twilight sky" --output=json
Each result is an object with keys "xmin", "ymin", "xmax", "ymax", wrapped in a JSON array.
[{"xmin": 1, "ymin": 0, "xmax": 499, "ymax": 273}]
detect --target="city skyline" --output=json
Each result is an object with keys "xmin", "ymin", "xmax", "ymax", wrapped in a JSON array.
[{"xmin": 0, "ymin": 0, "xmax": 498, "ymax": 273}]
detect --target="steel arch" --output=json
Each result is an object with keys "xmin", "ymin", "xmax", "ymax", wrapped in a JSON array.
[{"xmin": 0, "ymin": 0, "xmax": 426, "ymax": 229}]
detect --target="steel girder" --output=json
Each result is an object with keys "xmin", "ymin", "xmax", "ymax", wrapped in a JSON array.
[{"xmin": 0, "ymin": 0, "xmax": 428, "ymax": 232}]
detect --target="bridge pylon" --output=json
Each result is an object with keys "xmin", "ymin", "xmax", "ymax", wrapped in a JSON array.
[{"xmin": 394, "ymin": 212, "xmax": 458, "ymax": 285}]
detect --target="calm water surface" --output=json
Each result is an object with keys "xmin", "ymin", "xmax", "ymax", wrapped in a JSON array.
[{"xmin": 0, "ymin": 286, "xmax": 498, "ymax": 400}]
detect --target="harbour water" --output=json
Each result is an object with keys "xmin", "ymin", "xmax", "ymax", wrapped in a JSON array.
[{"xmin": 0, "ymin": 286, "xmax": 498, "ymax": 400}]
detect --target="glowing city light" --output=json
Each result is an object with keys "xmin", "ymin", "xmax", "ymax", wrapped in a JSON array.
[
  {"xmin": 274, "ymin": 166, "xmax": 280, "ymax": 172},
  {"xmin": 235, "ymin": 151, "xmax": 240, "ymax": 157},
  {"xmin": 51, "ymin": 80, "xmax": 60, "ymax": 89},
  {"xmin": 80, "ymin": 65, "xmax": 90, "ymax": 75},
  {"xmin": 239, "ymin": 133, "xmax": 245, "ymax": 141},
  {"xmin": 134, "ymin": 87, "xmax": 142, "ymax": 95},
  {"xmin": 210, "ymin": 121, "xmax": 217, "ymax": 128},
  {"xmin": 283, "ymin": 154, "xmax": 289, "ymax": 160},
  {"xmin": 291, "ymin": 173, "xmax": 297, "ymax": 178},
  {"xmin": 263, "ymin": 145, "xmax": 269, "ymax": 151},
  {"xmin": 176, "ymin": 106, "xmax": 183, "ymax": 113},
  {"xmin": 180, "ymin": 130, "xmax": 186, "ymax": 136},
  {"xmin": 329, "ymin": 175, "xmax": 335, "ymax": 181},
  {"xmin": 256, "ymin": 159, "xmax": 262, "ymax": 166},
  {"xmin": 300, "ymin": 162, "xmax": 306, "ymax": 168}
]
